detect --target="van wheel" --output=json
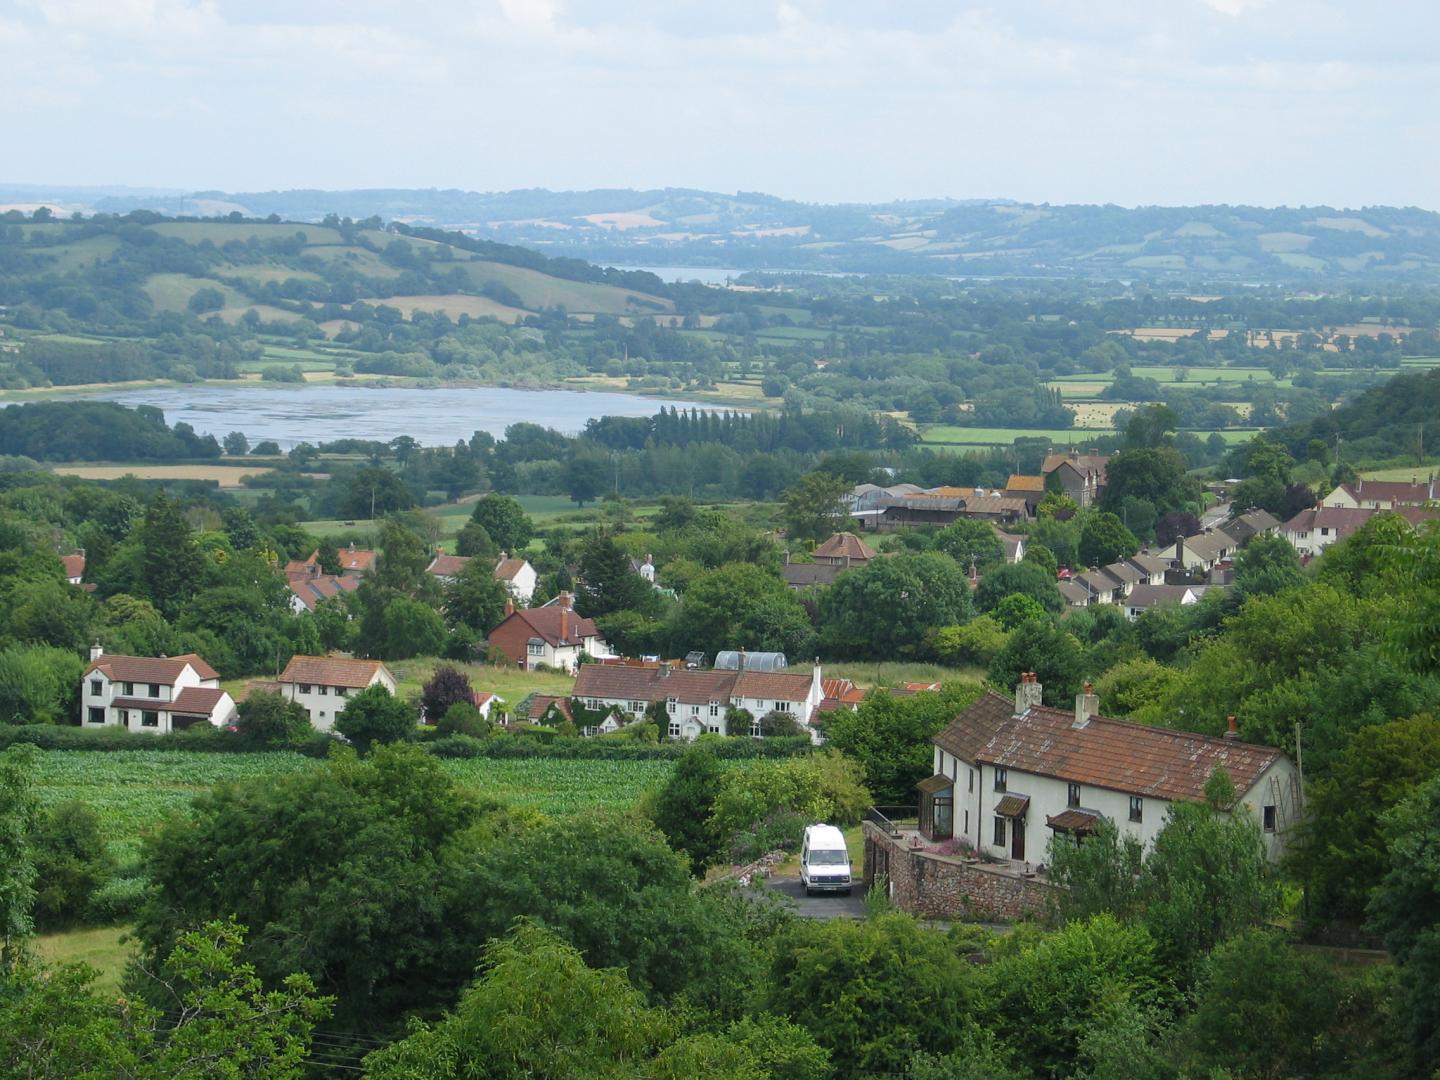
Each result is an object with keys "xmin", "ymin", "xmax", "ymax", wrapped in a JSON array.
[
  {"xmin": 804, "ymin": 886, "xmax": 814, "ymax": 897},
  {"xmin": 843, "ymin": 888, "xmax": 852, "ymax": 897}
]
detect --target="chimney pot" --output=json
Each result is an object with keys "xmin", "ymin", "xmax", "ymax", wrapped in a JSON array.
[
  {"xmin": 1224, "ymin": 715, "xmax": 1239, "ymax": 741},
  {"xmin": 88, "ymin": 641, "xmax": 104, "ymax": 662},
  {"xmin": 1074, "ymin": 683, "xmax": 1099, "ymax": 729},
  {"xmin": 503, "ymin": 598, "xmax": 515, "ymax": 616},
  {"xmin": 1014, "ymin": 673, "xmax": 1043, "ymax": 715}
]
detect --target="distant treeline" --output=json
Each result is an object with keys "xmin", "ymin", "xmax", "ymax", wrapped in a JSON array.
[
  {"xmin": 1278, "ymin": 364, "xmax": 1440, "ymax": 462},
  {"xmin": 0, "ymin": 400, "xmax": 220, "ymax": 461}
]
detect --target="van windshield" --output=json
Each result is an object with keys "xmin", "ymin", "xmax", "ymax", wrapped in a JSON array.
[{"xmin": 809, "ymin": 849, "xmax": 849, "ymax": 865}]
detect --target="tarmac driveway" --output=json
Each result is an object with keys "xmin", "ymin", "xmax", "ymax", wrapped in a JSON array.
[{"xmin": 761, "ymin": 875, "xmax": 868, "ymax": 920}]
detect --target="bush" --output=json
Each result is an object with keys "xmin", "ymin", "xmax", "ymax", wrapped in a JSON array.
[
  {"xmin": 437, "ymin": 701, "xmax": 491, "ymax": 739},
  {"xmin": 334, "ymin": 685, "xmax": 418, "ymax": 754},
  {"xmin": 32, "ymin": 800, "xmax": 115, "ymax": 928},
  {"xmin": 233, "ymin": 690, "xmax": 311, "ymax": 746},
  {"xmin": 87, "ymin": 874, "xmax": 149, "ymax": 924}
]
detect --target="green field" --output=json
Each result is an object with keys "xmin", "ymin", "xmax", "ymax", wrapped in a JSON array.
[
  {"xmin": 920, "ymin": 425, "xmax": 1116, "ymax": 447},
  {"xmin": 33, "ymin": 750, "xmax": 673, "ymax": 864},
  {"xmin": 459, "ymin": 261, "xmax": 673, "ymax": 315},
  {"xmin": 34, "ymin": 925, "xmax": 134, "ymax": 993}
]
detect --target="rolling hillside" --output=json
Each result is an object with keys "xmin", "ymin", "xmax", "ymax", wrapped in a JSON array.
[{"xmin": 57, "ymin": 185, "xmax": 1440, "ymax": 282}]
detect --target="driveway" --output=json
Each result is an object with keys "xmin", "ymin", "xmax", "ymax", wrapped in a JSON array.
[{"xmin": 761, "ymin": 875, "xmax": 868, "ymax": 920}]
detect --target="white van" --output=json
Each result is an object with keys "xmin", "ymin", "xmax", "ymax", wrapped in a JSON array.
[{"xmin": 800, "ymin": 824, "xmax": 853, "ymax": 896}]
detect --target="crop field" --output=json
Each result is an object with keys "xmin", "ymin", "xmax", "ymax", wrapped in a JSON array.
[
  {"xmin": 33, "ymin": 750, "xmax": 672, "ymax": 863},
  {"xmin": 920, "ymin": 424, "xmax": 1115, "ymax": 446},
  {"xmin": 51, "ymin": 464, "xmax": 273, "ymax": 486},
  {"xmin": 359, "ymin": 294, "xmax": 530, "ymax": 323}
]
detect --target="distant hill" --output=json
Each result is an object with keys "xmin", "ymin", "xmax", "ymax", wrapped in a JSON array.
[
  {"xmin": 54, "ymin": 186, "xmax": 1440, "ymax": 282},
  {"xmin": 1277, "ymin": 364, "xmax": 1440, "ymax": 462}
]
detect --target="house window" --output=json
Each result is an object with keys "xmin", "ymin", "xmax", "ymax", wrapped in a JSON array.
[
  {"xmin": 709, "ymin": 703, "xmax": 719, "ymax": 717},
  {"xmin": 148, "ymin": 683, "xmax": 161, "ymax": 698},
  {"xmin": 586, "ymin": 698, "xmax": 601, "ymax": 711},
  {"xmin": 774, "ymin": 700, "xmax": 791, "ymax": 712},
  {"xmin": 118, "ymin": 710, "xmax": 129, "ymax": 725},
  {"xmin": 964, "ymin": 810, "xmax": 969, "ymax": 835},
  {"xmin": 527, "ymin": 643, "xmax": 544, "ymax": 656},
  {"xmin": 317, "ymin": 685, "xmax": 328, "ymax": 696},
  {"xmin": 336, "ymin": 687, "xmax": 347, "ymax": 697},
  {"xmin": 750, "ymin": 718, "xmax": 763, "ymax": 738},
  {"xmin": 89, "ymin": 679, "xmax": 103, "ymax": 697},
  {"xmin": 1263, "ymin": 805, "xmax": 1276, "ymax": 832},
  {"xmin": 1129, "ymin": 796, "xmax": 1143, "ymax": 823},
  {"xmin": 299, "ymin": 683, "xmax": 313, "ymax": 694},
  {"xmin": 141, "ymin": 711, "xmax": 159, "ymax": 728},
  {"xmin": 993, "ymin": 816, "xmax": 1007, "ymax": 847},
  {"xmin": 123, "ymin": 681, "xmax": 134, "ymax": 695},
  {"xmin": 667, "ymin": 697, "xmax": 677, "ymax": 713},
  {"xmin": 706, "ymin": 723, "xmax": 721, "ymax": 735},
  {"xmin": 319, "ymin": 712, "xmax": 326, "ymax": 721},
  {"xmin": 994, "ymin": 767, "xmax": 1008, "ymax": 793},
  {"xmin": 1068, "ymin": 783, "xmax": 1081, "ymax": 808},
  {"xmin": 87, "ymin": 707, "xmax": 105, "ymax": 725},
  {"xmin": 968, "ymin": 768, "xmax": 974, "ymax": 793},
  {"xmin": 668, "ymin": 720, "xmax": 681, "ymax": 738}
]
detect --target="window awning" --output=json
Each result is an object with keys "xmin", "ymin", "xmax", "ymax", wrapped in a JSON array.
[
  {"xmin": 916, "ymin": 774, "xmax": 953, "ymax": 795},
  {"xmin": 1046, "ymin": 809, "xmax": 1100, "ymax": 834},
  {"xmin": 993, "ymin": 794, "xmax": 1030, "ymax": 818}
]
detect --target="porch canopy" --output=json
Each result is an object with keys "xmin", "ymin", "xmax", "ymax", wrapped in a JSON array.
[
  {"xmin": 1046, "ymin": 808, "xmax": 1100, "ymax": 835},
  {"xmin": 993, "ymin": 794, "xmax": 1030, "ymax": 818},
  {"xmin": 916, "ymin": 774, "xmax": 953, "ymax": 795}
]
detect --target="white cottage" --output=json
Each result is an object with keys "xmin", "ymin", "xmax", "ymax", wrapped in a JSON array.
[
  {"xmin": 276, "ymin": 655, "xmax": 397, "ymax": 732},
  {"xmin": 921, "ymin": 674, "xmax": 1299, "ymax": 863},
  {"xmin": 81, "ymin": 645, "xmax": 236, "ymax": 734}
]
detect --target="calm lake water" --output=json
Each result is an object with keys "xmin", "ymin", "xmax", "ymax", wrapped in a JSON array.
[{"xmin": 72, "ymin": 384, "xmax": 716, "ymax": 449}]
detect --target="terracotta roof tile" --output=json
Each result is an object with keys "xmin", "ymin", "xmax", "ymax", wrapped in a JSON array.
[
  {"xmin": 500, "ymin": 607, "xmax": 601, "ymax": 648},
  {"xmin": 1046, "ymin": 809, "xmax": 1101, "ymax": 833},
  {"xmin": 1005, "ymin": 474, "xmax": 1046, "ymax": 492},
  {"xmin": 279, "ymin": 655, "xmax": 391, "ymax": 689},
  {"xmin": 426, "ymin": 553, "xmax": 472, "ymax": 577},
  {"xmin": 936, "ymin": 690, "xmax": 1283, "ymax": 805},
  {"xmin": 84, "ymin": 653, "xmax": 219, "ymax": 684},
  {"xmin": 733, "ymin": 671, "xmax": 815, "ymax": 702},
  {"xmin": 61, "ymin": 553, "xmax": 86, "ymax": 579},
  {"xmin": 338, "ymin": 548, "xmax": 376, "ymax": 573},
  {"xmin": 494, "ymin": 557, "xmax": 529, "ymax": 581},
  {"xmin": 812, "ymin": 532, "xmax": 876, "ymax": 562}
]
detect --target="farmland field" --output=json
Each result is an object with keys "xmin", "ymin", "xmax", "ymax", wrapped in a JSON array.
[
  {"xmin": 50, "ymin": 464, "xmax": 273, "ymax": 486},
  {"xmin": 33, "ymin": 750, "xmax": 673, "ymax": 863}
]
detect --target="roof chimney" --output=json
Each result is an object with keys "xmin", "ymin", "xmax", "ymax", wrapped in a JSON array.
[
  {"xmin": 88, "ymin": 641, "xmax": 103, "ymax": 662},
  {"xmin": 503, "ymin": 598, "xmax": 515, "ymax": 617},
  {"xmin": 660, "ymin": 661, "xmax": 671, "ymax": 678},
  {"xmin": 558, "ymin": 591, "xmax": 572, "ymax": 640},
  {"xmin": 1074, "ymin": 681, "xmax": 1099, "ymax": 729},
  {"xmin": 1014, "ymin": 672, "xmax": 1043, "ymax": 716},
  {"xmin": 1224, "ymin": 715, "xmax": 1239, "ymax": 741}
]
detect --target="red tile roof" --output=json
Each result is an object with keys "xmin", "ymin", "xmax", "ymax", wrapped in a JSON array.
[
  {"xmin": 426, "ymin": 553, "xmax": 471, "ymax": 577},
  {"xmin": 812, "ymin": 532, "xmax": 876, "ymax": 562},
  {"xmin": 84, "ymin": 652, "xmax": 220, "ymax": 684},
  {"xmin": 279, "ymin": 655, "xmax": 391, "ymax": 689},
  {"xmin": 1341, "ymin": 479, "xmax": 1439, "ymax": 504},
  {"xmin": 494, "ymin": 557, "xmax": 529, "ymax": 581},
  {"xmin": 733, "ymin": 670, "xmax": 816, "ymax": 702},
  {"xmin": 523, "ymin": 694, "xmax": 573, "ymax": 723},
  {"xmin": 286, "ymin": 573, "xmax": 361, "ymax": 611},
  {"xmin": 1005, "ymin": 474, "xmax": 1046, "ymax": 493},
  {"xmin": 498, "ymin": 607, "xmax": 601, "ymax": 648},
  {"xmin": 338, "ymin": 547, "xmax": 376, "ymax": 573},
  {"xmin": 61, "ymin": 553, "xmax": 86, "ymax": 579},
  {"xmin": 1043, "ymin": 452, "xmax": 1109, "ymax": 480},
  {"xmin": 935, "ymin": 690, "xmax": 1282, "ymax": 805}
]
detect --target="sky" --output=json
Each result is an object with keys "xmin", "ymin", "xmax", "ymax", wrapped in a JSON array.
[{"xmin": 2, "ymin": 0, "xmax": 1436, "ymax": 208}]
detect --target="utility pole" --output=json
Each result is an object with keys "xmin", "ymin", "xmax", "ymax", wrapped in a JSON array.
[{"xmin": 370, "ymin": 483, "xmax": 376, "ymax": 521}]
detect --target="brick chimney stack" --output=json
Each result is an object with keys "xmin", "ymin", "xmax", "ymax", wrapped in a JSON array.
[
  {"xmin": 503, "ymin": 598, "xmax": 515, "ymax": 617},
  {"xmin": 558, "ymin": 591, "xmax": 572, "ymax": 639},
  {"xmin": 1224, "ymin": 715, "xmax": 1239, "ymax": 741},
  {"xmin": 1014, "ymin": 672, "xmax": 1043, "ymax": 716},
  {"xmin": 1074, "ymin": 681, "xmax": 1099, "ymax": 729}
]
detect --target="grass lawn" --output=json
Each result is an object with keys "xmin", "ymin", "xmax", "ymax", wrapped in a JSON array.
[
  {"xmin": 382, "ymin": 658, "xmax": 575, "ymax": 702},
  {"xmin": 1359, "ymin": 463, "xmax": 1440, "ymax": 481},
  {"xmin": 34, "ymin": 925, "xmax": 135, "ymax": 994}
]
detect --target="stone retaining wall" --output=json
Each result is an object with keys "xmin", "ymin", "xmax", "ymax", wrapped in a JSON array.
[{"xmin": 863, "ymin": 821, "xmax": 1057, "ymax": 922}]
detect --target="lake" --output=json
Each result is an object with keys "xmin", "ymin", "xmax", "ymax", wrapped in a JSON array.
[{"xmin": 70, "ymin": 384, "xmax": 717, "ymax": 449}]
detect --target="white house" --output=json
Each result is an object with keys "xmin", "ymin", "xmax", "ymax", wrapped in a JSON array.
[
  {"xmin": 1324, "ymin": 478, "xmax": 1438, "ymax": 510},
  {"xmin": 275, "ymin": 655, "xmax": 397, "ymax": 732},
  {"xmin": 494, "ymin": 553, "xmax": 537, "ymax": 604},
  {"xmin": 81, "ymin": 645, "xmax": 236, "ymax": 734},
  {"xmin": 571, "ymin": 661, "xmax": 828, "ymax": 742},
  {"xmin": 1122, "ymin": 583, "xmax": 1198, "ymax": 620},
  {"xmin": 922, "ymin": 674, "xmax": 1298, "ymax": 864},
  {"xmin": 486, "ymin": 593, "xmax": 611, "ymax": 673},
  {"xmin": 426, "ymin": 552, "xmax": 472, "ymax": 584}
]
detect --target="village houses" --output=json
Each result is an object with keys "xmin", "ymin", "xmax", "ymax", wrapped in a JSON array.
[
  {"xmin": 571, "ymin": 659, "xmax": 834, "ymax": 742},
  {"xmin": 81, "ymin": 645, "xmax": 236, "ymax": 734}
]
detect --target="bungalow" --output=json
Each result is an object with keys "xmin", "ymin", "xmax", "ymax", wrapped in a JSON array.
[
  {"xmin": 812, "ymin": 532, "xmax": 876, "ymax": 565},
  {"xmin": 1072, "ymin": 569, "xmax": 1118, "ymax": 605},
  {"xmin": 487, "ymin": 592, "xmax": 611, "ymax": 673},
  {"xmin": 1058, "ymin": 579, "xmax": 1092, "ymax": 608},
  {"xmin": 921, "ymin": 674, "xmax": 1298, "ymax": 863},
  {"xmin": 781, "ymin": 558, "xmax": 851, "ymax": 590},
  {"xmin": 285, "ymin": 571, "xmax": 361, "ymax": 614},
  {"xmin": 276, "ymin": 655, "xmax": 397, "ymax": 732},
  {"xmin": 571, "ymin": 661, "xmax": 828, "ymax": 742},
  {"xmin": 1122, "ymin": 583, "xmax": 1198, "ymax": 620},
  {"xmin": 1124, "ymin": 551, "xmax": 1172, "ymax": 586},
  {"xmin": 494, "ymin": 552, "xmax": 538, "ymax": 604},
  {"xmin": 1041, "ymin": 450, "xmax": 1109, "ymax": 507},
  {"xmin": 81, "ymin": 645, "xmax": 236, "ymax": 734}
]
